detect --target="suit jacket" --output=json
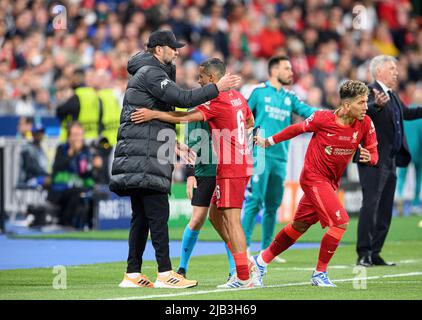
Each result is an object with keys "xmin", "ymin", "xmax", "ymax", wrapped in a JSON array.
[{"xmin": 364, "ymin": 81, "xmax": 422, "ymax": 167}]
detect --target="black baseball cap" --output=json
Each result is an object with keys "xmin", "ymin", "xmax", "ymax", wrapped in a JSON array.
[{"xmin": 146, "ymin": 30, "xmax": 185, "ymax": 49}]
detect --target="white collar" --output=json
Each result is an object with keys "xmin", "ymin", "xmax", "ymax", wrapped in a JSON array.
[{"xmin": 376, "ymin": 80, "xmax": 391, "ymax": 95}]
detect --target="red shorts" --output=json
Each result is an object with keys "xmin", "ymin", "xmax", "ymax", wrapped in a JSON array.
[
  {"xmin": 211, "ymin": 177, "xmax": 250, "ymax": 209},
  {"xmin": 294, "ymin": 181, "xmax": 349, "ymax": 228}
]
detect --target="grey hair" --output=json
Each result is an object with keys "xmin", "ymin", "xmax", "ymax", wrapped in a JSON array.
[{"xmin": 369, "ymin": 55, "xmax": 397, "ymax": 80}]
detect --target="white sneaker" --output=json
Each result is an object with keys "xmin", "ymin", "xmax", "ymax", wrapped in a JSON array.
[
  {"xmin": 218, "ymin": 275, "xmax": 254, "ymax": 289},
  {"xmin": 249, "ymin": 255, "xmax": 267, "ymax": 287},
  {"xmin": 310, "ymin": 271, "xmax": 337, "ymax": 287},
  {"xmin": 273, "ymin": 256, "xmax": 287, "ymax": 263},
  {"xmin": 216, "ymin": 273, "xmax": 237, "ymax": 289},
  {"xmin": 119, "ymin": 273, "xmax": 154, "ymax": 288}
]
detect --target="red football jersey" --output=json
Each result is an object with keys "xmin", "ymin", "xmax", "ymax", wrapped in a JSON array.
[
  {"xmin": 300, "ymin": 110, "xmax": 377, "ymax": 188},
  {"xmin": 196, "ymin": 90, "xmax": 253, "ymax": 178}
]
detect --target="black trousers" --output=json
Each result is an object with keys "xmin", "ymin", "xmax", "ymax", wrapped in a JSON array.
[
  {"xmin": 357, "ymin": 160, "xmax": 397, "ymax": 258},
  {"xmin": 127, "ymin": 188, "xmax": 172, "ymax": 273}
]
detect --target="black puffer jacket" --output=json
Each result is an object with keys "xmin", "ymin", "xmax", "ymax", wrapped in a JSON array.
[{"xmin": 109, "ymin": 51, "xmax": 219, "ymax": 195}]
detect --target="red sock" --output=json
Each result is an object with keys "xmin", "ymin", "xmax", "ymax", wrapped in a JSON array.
[
  {"xmin": 262, "ymin": 223, "xmax": 303, "ymax": 263},
  {"xmin": 233, "ymin": 252, "xmax": 249, "ymax": 281},
  {"xmin": 316, "ymin": 226, "xmax": 346, "ymax": 272}
]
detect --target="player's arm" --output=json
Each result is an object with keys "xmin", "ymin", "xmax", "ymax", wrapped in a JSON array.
[
  {"xmin": 131, "ymin": 108, "xmax": 204, "ymax": 124},
  {"xmin": 255, "ymin": 111, "xmax": 321, "ymax": 148},
  {"xmin": 358, "ymin": 117, "xmax": 379, "ymax": 166},
  {"xmin": 146, "ymin": 67, "xmax": 241, "ymax": 109},
  {"xmin": 254, "ymin": 122, "xmax": 305, "ymax": 148},
  {"xmin": 359, "ymin": 116, "xmax": 378, "ymax": 166},
  {"xmin": 291, "ymin": 93, "xmax": 319, "ymax": 118},
  {"xmin": 246, "ymin": 112, "xmax": 254, "ymax": 129}
]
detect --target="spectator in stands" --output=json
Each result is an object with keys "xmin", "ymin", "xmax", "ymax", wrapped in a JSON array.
[
  {"xmin": 258, "ymin": 16, "xmax": 285, "ymax": 59},
  {"xmin": 95, "ymin": 69, "xmax": 121, "ymax": 147},
  {"xmin": 56, "ymin": 69, "xmax": 101, "ymax": 144},
  {"xmin": 90, "ymin": 136, "xmax": 113, "ymax": 185},
  {"xmin": 18, "ymin": 123, "xmax": 49, "ymax": 188},
  {"xmin": 16, "ymin": 116, "xmax": 33, "ymax": 142},
  {"xmin": 0, "ymin": 0, "xmax": 420, "ymax": 125},
  {"xmin": 47, "ymin": 121, "xmax": 96, "ymax": 229}
]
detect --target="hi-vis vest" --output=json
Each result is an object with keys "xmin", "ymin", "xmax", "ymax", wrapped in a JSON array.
[
  {"xmin": 175, "ymin": 107, "xmax": 185, "ymax": 144},
  {"xmin": 59, "ymin": 87, "xmax": 100, "ymax": 142},
  {"xmin": 97, "ymin": 88, "xmax": 121, "ymax": 146}
]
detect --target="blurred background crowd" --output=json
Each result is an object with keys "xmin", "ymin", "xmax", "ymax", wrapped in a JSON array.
[
  {"xmin": 1, "ymin": 0, "xmax": 422, "ymax": 118},
  {"xmin": 1, "ymin": 0, "xmax": 422, "ymax": 229}
]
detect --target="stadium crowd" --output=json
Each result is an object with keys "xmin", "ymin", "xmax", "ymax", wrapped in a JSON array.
[{"xmin": 1, "ymin": 0, "xmax": 422, "ymax": 118}]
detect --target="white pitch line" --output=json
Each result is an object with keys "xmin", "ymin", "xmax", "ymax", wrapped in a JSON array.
[
  {"xmin": 107, "ymin": 271, "xmax": 422, "ymax": 300},
  {"xmin": 271, "ymin": 259, "xmax": 422, "ymax": 271}
]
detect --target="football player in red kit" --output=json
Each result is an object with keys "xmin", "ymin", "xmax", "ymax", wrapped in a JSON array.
[
  {"xmin": 252, "ymin": 80, "xmax": 378, "ymax": 287},
  {"xmin": 131, "ymin": 58, "xmax": 256, "ymax": 288}
]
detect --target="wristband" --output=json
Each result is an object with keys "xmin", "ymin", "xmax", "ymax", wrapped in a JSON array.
[{"xmin": 268, "ymin": 136, "xmax": 275, "ymax": 145}]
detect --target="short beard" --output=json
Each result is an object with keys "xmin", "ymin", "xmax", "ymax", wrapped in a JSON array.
[{"xmin": 278, "ymin": 77, "xmax": 292, "ymax": 86}]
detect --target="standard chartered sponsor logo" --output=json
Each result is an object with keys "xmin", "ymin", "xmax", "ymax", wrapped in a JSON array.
[
  {"xmin": 333, "ymin": 148, "xmax": 355, "ymax": 156},
  {"xmin": 325, "ymin": 146, "xmax": 355, "ymax": 156},
  {"xmin": 265, "ymin": 105, "xmax": 291, "ymax": 121},
  {"xmin": 325, "ymin": 146, "xmax": 333, "ymax": 155}
]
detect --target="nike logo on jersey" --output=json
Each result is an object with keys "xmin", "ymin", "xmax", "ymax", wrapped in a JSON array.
[{"xmin": 327, "ymin": 133, "xmax": 336, "ymax": 136}]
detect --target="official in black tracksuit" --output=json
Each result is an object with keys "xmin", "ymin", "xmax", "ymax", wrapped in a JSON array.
[
  {"xmin": 110, "ymin": 30, "xmax": 237, "ymax": 286},
  {"xmin": 356, "ymin": 55, "xmax": 422, "ymax": 267}
]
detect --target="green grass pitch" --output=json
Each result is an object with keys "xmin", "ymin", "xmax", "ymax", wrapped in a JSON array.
[{"xmin": 1, "ymin": 216, "xmax": 421, "ymax": 300}]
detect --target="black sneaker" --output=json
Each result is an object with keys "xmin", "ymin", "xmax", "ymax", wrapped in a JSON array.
[
  {"xmin": 356, "ymin": 255, "xmax": 373, "ymax": 267},
  {"xmin": 372, "ymin": 256, "xmax": 396, "ymax": 266}
]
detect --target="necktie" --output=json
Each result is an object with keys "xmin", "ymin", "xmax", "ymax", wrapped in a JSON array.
[{"xmin": 388, "ymin": 90, "xmax": 402, "ymax": 154}]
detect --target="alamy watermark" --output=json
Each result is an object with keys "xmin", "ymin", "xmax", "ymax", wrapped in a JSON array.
[
  {"xmin": 352, "ymin": 5, "xmax": 369, "ymax": 31},
  {"xmin": 52, "ymin": 265, "xmax": 67, "ymax": 289},
  {"xmin": 352, "ymin": 266, "xmax": 367, "ymax": 289},
  {"xmin": 52, "ymin": 4, "xmax": 67, "ymax": 30}
]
